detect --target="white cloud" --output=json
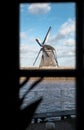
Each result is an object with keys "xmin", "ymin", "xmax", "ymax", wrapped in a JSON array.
[
  {"xmin": 28, "ymin": 3, "xmax": 51, "ymax": 15},
  {"xmin": 56, "ymin": 46, "xmax": 75, "ymax": 67},
  {"xmin": 58, "ymin": 18, "xmax": 75, "ymax": 37},
  {"xmin": 20, "ymin": 43, "xmax": 39, "ymax": 54},
  {"xmin": 48, "ymin": 18, "xmax": 75, "ymax": 44},
  {"xmin": 20, "ymin": 43, "xmax": 43, "ymax": 67},
  {"xmin": 55, "ymin": 46, "xmax": 75, "ymax": 58},
  {"xmin": 20, "ymin": 32, "xmax": 27, "ymax": 39},
  {"xmin": 64, "ymin": 38, "xmax": 75, "ymax": 46}
]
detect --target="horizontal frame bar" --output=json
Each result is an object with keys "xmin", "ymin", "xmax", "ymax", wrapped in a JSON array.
[{"xmin": 19, "ymin": 69, "xmax": 77, "ymax": 77}]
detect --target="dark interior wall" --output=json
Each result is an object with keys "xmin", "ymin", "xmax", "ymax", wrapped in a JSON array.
[{"xmin": 3, "ymin": 1, "xmax": 84, "ymax": 130}]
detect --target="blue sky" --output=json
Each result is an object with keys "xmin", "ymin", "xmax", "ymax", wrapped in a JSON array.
[{"xmin": 19, "ymin": 2, "xmax": 76, "ymax": 68}]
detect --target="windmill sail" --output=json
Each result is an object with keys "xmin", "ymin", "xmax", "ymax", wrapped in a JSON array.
[
  {"xmin": 42, "ymin": 26, "xmax": 51, "ymax": 45},
  {"xmin": 33, "ymin": 49, "xmax": 42, "ymax": 65}
]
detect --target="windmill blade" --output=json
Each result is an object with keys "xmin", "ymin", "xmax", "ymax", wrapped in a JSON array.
[
  {"xmin": 55, "ymin": 57, "xmax": 59, "ymax": 66},
  {"xmin": 53, "ymin": 50, "xmax": 59, "ymax": 66},
  {"xmin": 42, "ymin": 26, "xmax": 51, "ymax": 45},
  {"xmin": 33, "ymin": 49, "xmax": 42, "ymax": 65},
  {"xmin": 36, "ymin": 38, "xmax": 42, "ymax": 47}
]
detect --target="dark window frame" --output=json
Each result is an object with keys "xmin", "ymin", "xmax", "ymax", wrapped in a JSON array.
[
  {"xmin": 4, "ymin": 1, "xmax": 83, "ymax": 130},
  {"xmin": 18, "ymin": 1, "xmax": 83, "ymax": 130}
]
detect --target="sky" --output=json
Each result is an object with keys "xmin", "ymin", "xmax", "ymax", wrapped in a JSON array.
[{"xmin": 19, "ymin": 2, "xmax": 76, "ymax": 68}]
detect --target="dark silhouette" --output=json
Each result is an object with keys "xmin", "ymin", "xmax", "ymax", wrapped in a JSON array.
[
  {"xmin": 18, "ymin": 77, "xmax": 43, "ymax": 130},
  {"xmin": 4, "ymin": 76, "xmax": 43, "ymax": 130}
]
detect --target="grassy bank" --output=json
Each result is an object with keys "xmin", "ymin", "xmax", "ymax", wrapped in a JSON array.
[{"xmin": 20, "ymin": 77, "xmax": 75, "ymax": 83}]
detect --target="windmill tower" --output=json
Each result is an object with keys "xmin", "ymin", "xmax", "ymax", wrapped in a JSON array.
[{"xmin": 33, "ymin": 26, "xmax": 58, "ymax": 68}]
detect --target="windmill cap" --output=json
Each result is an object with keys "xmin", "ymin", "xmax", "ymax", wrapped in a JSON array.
[{"xmin": 44, "ymin": 45, "xmax": 55, "ymax": 50}]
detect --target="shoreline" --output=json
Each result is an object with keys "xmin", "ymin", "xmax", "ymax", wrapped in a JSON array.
[
  {"xmin": 20, "ymin": 66, "xmax": 75, "ymax": 70},
  {"xmin": 20, "ymin": 77, "xmax": 75, "ymax": 82}
]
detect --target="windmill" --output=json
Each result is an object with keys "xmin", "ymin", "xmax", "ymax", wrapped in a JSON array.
[{"xmin": 33, "ymin": 26, "xmax": 59, "ymax": 67}]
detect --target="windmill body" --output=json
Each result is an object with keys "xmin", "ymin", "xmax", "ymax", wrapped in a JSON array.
[
  {"xmin": 39, "ymin": 45, "xmax": 58, "ymax": 67},
  {"xmin": 33, "ymin": 26, "xmax": 58, "ymax": 68}
]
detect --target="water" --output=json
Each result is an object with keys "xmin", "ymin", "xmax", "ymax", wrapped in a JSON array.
[{"xmin": 19, "ymin": 79, "xmax": 76, "ymax": 113}]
